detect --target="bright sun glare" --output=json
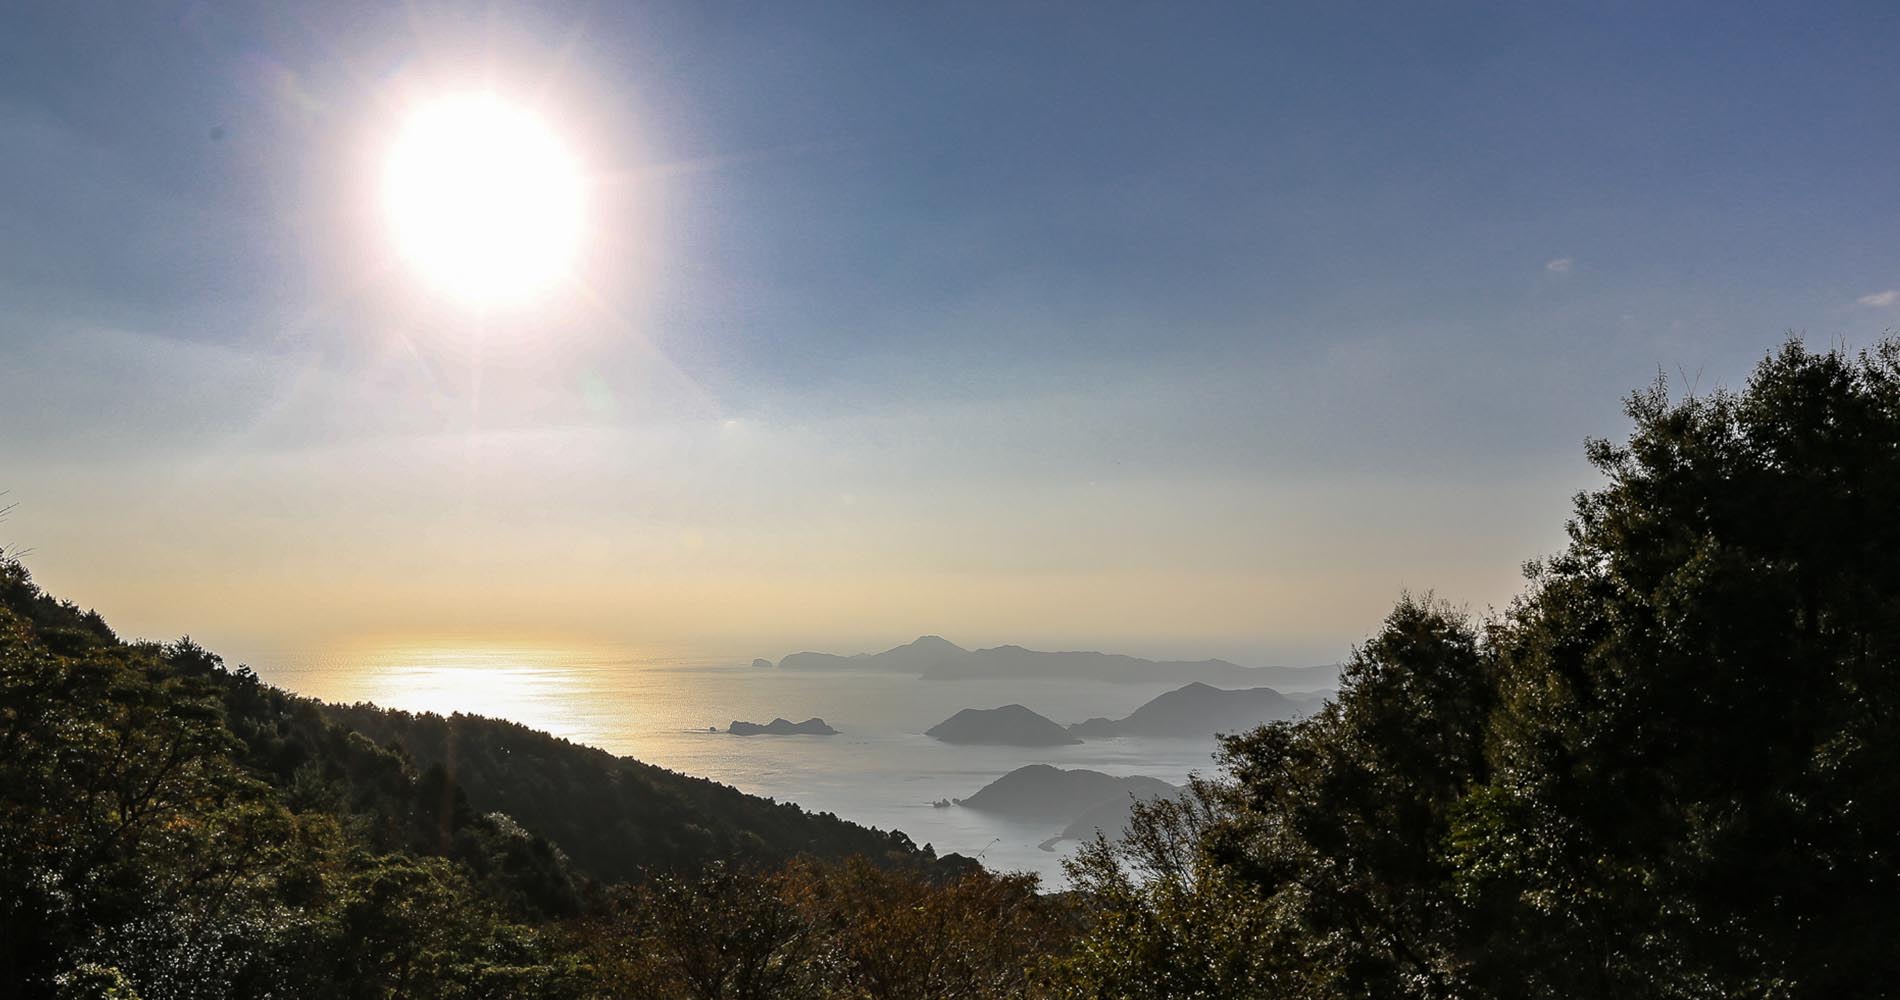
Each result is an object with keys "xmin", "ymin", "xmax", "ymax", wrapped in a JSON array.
[{"xmin": 384, "ymin": 94, "xmax": 584, "ymax": 307}]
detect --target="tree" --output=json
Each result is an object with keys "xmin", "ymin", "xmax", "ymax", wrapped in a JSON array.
[
  {"xmin": 0, "ymin": 557, "xmax": 581, "ymax": 1000},
  {"xmin": 1056, "ymin": 780, "xmax": 1282, "ymax": 1000},
  {"xmin": 1060, "ymin": 598, "xmax": 1492, "ymax": 1000},
  {"xmin": 1061, "ymin": 336, "xmax": 1900, "ymax": 999},
  {"xmin": 1454, "ymin": 339, "xmax": 1900, "ymax": 996},
  {"xmin": 786, "ymin": 857, "xmax": 1069, "ymax": 1000},
  {"xmin": 0, "ymin": 598, "xmax": 267, "ymax": 994},
  {"xmin": 591, "ymin": 863, "xmax": 817, "ymax": 1000}
]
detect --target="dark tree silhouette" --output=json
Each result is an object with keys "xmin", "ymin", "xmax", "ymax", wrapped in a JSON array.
[{"xmin": 1063, "ymin": 337, "xmax": 1900, "ymax": 999}]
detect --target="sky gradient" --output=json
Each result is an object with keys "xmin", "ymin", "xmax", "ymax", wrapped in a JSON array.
[{"xmin": 4, "ymin": 2, "xmax": 1899, "ymax": 666}]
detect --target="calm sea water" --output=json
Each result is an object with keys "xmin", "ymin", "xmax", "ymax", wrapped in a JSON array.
[{"xmin": 250, "ymin": 643, "xmax": 1318, "ymax": 883}]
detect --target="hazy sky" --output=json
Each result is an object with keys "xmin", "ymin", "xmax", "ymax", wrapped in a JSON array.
[{"xmin": 4, "ymin": 2, "xmax": 1899, "ymax": 666}]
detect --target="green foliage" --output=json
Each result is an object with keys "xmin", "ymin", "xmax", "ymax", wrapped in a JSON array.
[
  {"xmin": 1054, "ymin": 782, "xmax": 1283, "ymax": 1000},
  {"xmin": 323, "ymin": 705, "xmax": 972, "ymax": 885},
  {"xmin": 789, "ymin": 857, "xmax": 1066, "ymax": 1000},
  {"xmin": 1064, "ymin": 337, "xmax": 1900, "ymax": 999},
  {"xmin": 1452, "ymin": 339, "xmax": 1900, "ymax": 996},
  {"xmin": 581, "ymin": 859, "xmax": 1069, "ymax": 1000},
  {"xmin": 0, "ymin": 593, "xmax": 269, "ymax": 994},
  {"xmin": 590, "ymin": 862, "xmax": 818, "ymax": 1000},
  {"xmin": 55, "ymin": 963, "xmax": 143, "ymax": 1000},
  {"xmin": 318, "ymin": 854, "xmax": 585, "ymax": 999},
  {"xmin": 0, "ymin": 556, "xmax": 592, "ymax": 998}
]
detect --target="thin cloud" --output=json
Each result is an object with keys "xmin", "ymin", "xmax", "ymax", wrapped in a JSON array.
[
  {"xmin": 1545, "ymin": 258, "xmax": 1573, "ymax": 274},
  {"xmin": 1857, "ymin": 290, "xmax": 1899, "ymax": 308}
]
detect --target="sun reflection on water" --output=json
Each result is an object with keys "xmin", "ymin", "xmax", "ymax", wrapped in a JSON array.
[{"xmin": 284, "ymin": 639, "xmax": 640, "ymax": 751}]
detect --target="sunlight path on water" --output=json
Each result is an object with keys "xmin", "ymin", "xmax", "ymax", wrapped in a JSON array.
[{"xmin": 259, "ymin": 639, "xmax": 656, "ymax": 753}]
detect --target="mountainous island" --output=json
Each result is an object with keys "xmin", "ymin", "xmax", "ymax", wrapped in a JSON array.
[
  {"xmin": 927, "ymin": 682, "xmax": 1316, "ymax": 749},
  {"xmin": 1056, "ymin": 789, "xmax": 1185, "ymax": 844},
  {"xmin": 1068, "ymin": 681, "xmax": 1305, "ymax": 738},
  {"xmin": 768, "ymin": 635, "xmax": 1337, "ymax": 687},
  {"xmin": 728, "ymin": 717, "xmax": 840, "ymax": 736},
  {"xmin": 955, "ymin": 764, "xmax": 1177, "ymax": 826},
  {"xmin": 926, "ymin": 704, "xmax": 1081, "ymax": 746},
  {"xmin": 777, "ymin": 634, "xmax": 967, "ymax": 672}
]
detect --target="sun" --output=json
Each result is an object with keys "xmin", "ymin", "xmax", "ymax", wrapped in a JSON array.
[{"xmin": 383, "ymin": 93, "xmax": 585, "ymax": 307}]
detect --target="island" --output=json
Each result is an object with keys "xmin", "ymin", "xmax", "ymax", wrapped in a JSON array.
[
  {"xmin": 920, "ymin": 644, "xmax": 1335, "ymax": 686},
  {"xmin": 762, "ymin": 635, "xmax": 1339, "ymax": 687},
  {"xmin": 925, "ymin": 704, "xmax": 1081, "ymax": 746},
  {"xmin": 726, "ymin": 717, "xmax": 840, "ymax": 736},
  {"xmin": 774, "ymin": 634, "xmax": 967, "ymax": 672},
  {"xmin": 1068, "ymin": 681, "xmax": 1305, "ymax": 739},
  {"xmin": 1056, "ymin": 788, "xmax": 1183, "ymax": 843},
  {"xmin": 956, "ymin": 764, "xmax": 1176, "ymax": 825}
]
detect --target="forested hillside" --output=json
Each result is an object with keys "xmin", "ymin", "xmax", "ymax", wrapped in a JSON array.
[
  {"xmin": 322, "ymin": 705, "xmax": 965, "ymax": 884},
  {"xmin": 0, "ymin": 553, "xmax": 987, "ymax": 998}
]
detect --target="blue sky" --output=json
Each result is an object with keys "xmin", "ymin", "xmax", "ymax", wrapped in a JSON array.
[{"xmin": 4, "ymin": 2, "xmax": 1899, "ymax": 664}]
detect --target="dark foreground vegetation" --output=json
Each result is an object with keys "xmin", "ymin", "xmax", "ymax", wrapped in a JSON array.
[{"xmin": 5, "ymin": 336, "xmax": 1900, "ymax": 998}]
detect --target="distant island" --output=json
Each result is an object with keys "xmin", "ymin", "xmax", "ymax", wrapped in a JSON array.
[
  {"xmin": 776, "ymin": 634, "xmax": 967, "ymax": 673},
  {"xmin": 956, "ymin": 764, "xmax": 1176, "ymax": 826},
  {"xmin": 727, "ymin": 717, "xmax": 839, "ymax": 736},
  {"xmin": 926, "ymin": 704, "xmax": 1081, "ymax": 746},
  {"xmin": 1056, "ymin": 788, "xmax": 1186, "ymax": 844},
  {"xmin": 1069, "ymin": 681, "xmax": 1306, "ymax": 738},
  {"xmin": 925, "ymin": 682, "xmax": 1323, "ymax": 749},
  {"xmin": 766, "ymin": 635, "xmax": 1337, "ymax": 687}
]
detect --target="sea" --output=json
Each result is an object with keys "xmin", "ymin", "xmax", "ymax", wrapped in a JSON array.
[{"xmin": 249, "ymin": 641, "xmax": 1329, "ymax": 885}]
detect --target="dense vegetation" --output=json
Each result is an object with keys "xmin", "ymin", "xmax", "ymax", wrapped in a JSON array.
[
  {"xmin": 1057, "ymin": 338, "xmax": 1900, "ymax": 998},
  {"xmin": 0, "ymin": 559, "xmax": 992, "ymax": 998},
  {"xmin": 5, "ymin": 335, "xmax": 1899, "ymax": 998},
  {"xmin": 320, "ymin": 706, "xmax": 960, "ymax": 885}
]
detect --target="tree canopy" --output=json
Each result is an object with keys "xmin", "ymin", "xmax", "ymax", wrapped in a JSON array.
[{"xmin": 1063, "ymin": 337, "xmax": 1900, "ymax": 999}]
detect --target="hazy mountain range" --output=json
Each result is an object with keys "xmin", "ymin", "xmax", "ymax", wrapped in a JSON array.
[{"xmin": 771, "ymin": 635, "xmax": 1338, "ymax": 687}]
